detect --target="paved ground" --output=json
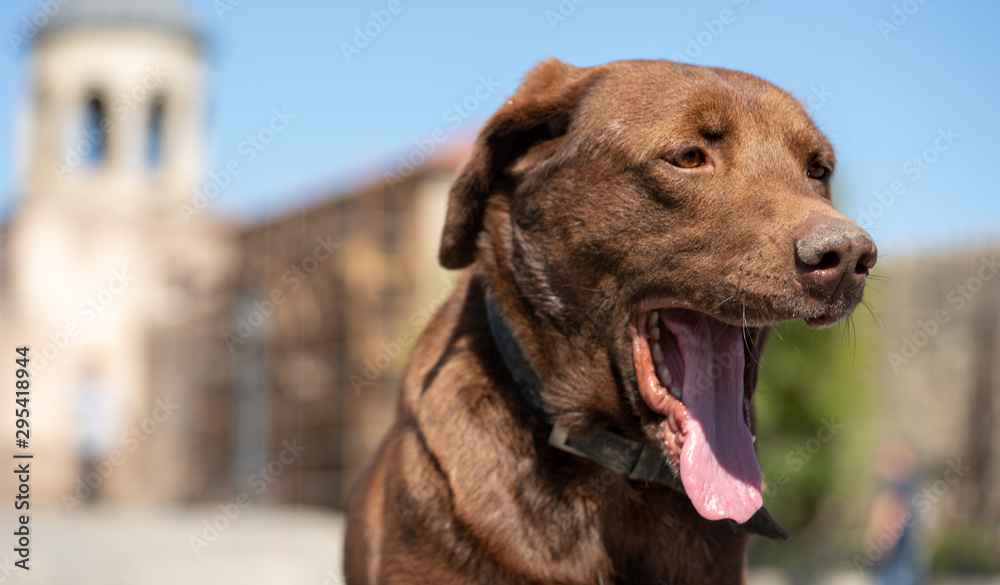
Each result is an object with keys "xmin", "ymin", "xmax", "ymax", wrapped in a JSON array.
[
  {"xmin": 0, "ymin": 507, "xmax": 996, "ymax": 584},
  {"xmin": 1, "ymin": 506, "xmax": 345, "ymax": 585}
]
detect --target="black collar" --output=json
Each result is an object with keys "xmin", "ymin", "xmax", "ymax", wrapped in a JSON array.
[{"xmin": 484, "ymin": 293, "xmax": 789, "ymax": 541}]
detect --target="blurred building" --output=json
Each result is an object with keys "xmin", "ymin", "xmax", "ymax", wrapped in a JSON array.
[
  {"xmin": 0, "ymin": 0, "xmax": 458, "ymax": 511},
  {"xmin": 0, "ymin": 0, "xmax": 237, "ymax": 505}
]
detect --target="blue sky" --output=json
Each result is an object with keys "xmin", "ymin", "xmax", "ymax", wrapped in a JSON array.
[{"xmin": 1, "ymin": 0, "xmax": 997, "ymax": 259}]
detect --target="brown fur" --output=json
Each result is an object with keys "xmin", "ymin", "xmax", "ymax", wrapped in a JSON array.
[{"xmin": 345, "ymin": 58, "xmax": 876, "ymax": 584}]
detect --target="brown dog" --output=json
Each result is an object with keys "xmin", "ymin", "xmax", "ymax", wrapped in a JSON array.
[{"xmin": 345, "ymin": 58, "xmax": 876, "ymax": 584}]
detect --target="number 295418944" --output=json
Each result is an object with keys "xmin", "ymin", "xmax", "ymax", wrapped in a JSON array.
[{"xmin": 15, "ymin": 347, "xmax": 29, "ymax": 450}]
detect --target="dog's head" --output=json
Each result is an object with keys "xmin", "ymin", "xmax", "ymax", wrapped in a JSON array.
[{"xmin": 439, "ymin": 59, "xmax": 876, "ymax": 525}]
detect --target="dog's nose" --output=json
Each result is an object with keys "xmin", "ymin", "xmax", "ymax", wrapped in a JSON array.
[{"xmin": 795, "ymin": 223, "xmax": 878, "ymax": 298}]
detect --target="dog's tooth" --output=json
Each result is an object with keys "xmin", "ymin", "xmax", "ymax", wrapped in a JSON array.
[
  {"xmin": 752, "ymin": 435, "xmax": 757, "ymax": 444},
  {"xmin": 649, "ymin": 324, "xmax": 660, "ymax": 341},
  {"xmin": 651, "ymin": 342, "xmax": 663, "ymax": 363},
  {"xmin": 647, "ymin": 311, "xmax": 658, "ymax": 329},
  {"xmin": 669, "ymin": 384, "xmax": 682, "ymax": 400},
  {"xmin": 657, "ymin": 365, "xmax": 672, "ymax": 386}
]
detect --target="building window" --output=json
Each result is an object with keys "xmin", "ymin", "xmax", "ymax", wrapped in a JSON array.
[
  {"xmin": 147, "ymin": 97, "xmax": 164, "ymax": 167},
  {"xmin": 83, "ymin": 95, "xmax": 107, "ymax": 165}
]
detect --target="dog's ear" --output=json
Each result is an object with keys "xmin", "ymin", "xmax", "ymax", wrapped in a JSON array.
[{"xmin": 439, "ymin": 58, "xmax": 591, "ymax": 269}]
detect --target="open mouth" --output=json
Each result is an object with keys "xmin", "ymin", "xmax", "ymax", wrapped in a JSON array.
[{"xmin": 631, "ymin": 306, "xmax": 765, "ymax": 524}]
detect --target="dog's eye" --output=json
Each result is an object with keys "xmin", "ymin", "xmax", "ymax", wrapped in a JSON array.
[
  {"xmin": 670, "ymin": 148, "xmax": 706, "ymax": 169},
  {"xmin": 807, "ymin": 162, "xmax": 829, "ymax": 181}
]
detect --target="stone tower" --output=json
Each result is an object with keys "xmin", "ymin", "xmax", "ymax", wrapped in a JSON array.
[{"xmin": 1, "ymin": 0, "xmax": 234, "ymax": 506}]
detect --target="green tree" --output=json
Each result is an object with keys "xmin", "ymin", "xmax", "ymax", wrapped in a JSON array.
[{"xmin": 751, "ymin": 318, "xmax": 877, "ymax": 564}]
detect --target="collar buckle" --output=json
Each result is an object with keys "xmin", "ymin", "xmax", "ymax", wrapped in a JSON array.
[{"xmin": 548, "ymin": 424, "xmax": 586, "ymax": 458}]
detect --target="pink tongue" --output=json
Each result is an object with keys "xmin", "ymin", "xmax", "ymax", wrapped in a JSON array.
[{"xmin": 677, "ymin": 318, "xmax": 762, "ymax": 524}]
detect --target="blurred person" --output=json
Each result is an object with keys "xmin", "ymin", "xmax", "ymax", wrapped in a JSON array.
[
  {"xmin": 75, "ymin": 364, "xmax": 122, "ymax": 503},
  {"xmin": 863, "ymin": 442, "xmax": 924, "ymax": 585},
  {"xmin": 996, "ymin": 520, "xmax": 1000, "ymax": 564}
]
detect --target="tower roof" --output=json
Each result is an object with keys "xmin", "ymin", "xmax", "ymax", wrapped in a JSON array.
[{"xmin": 36, "ymin": 0, "xmax": 200, "ymax": 42}]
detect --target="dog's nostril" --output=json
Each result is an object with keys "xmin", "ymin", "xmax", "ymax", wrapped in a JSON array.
[
  {"xmin": 856, "ymin": 250, "xmax": 877, "ymax": 274},
  {"xmin": 816, "ymin": 251, "xmax": 840, "ymax": 271},
  {"xmin": 854, "ymin": 256, "xmax": 871, "ymax": 276}
]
